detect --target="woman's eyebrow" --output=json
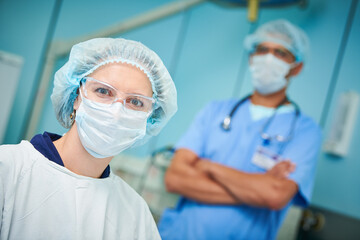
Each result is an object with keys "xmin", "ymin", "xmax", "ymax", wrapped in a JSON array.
[{"xmin": 129, "ymin": 91, "xmax": 153, "ymax": 97}]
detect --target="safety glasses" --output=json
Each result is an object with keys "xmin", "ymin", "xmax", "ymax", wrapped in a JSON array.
[{"xmin": 81, "ymin": 77, "xmax": 155, "ymax": 113}]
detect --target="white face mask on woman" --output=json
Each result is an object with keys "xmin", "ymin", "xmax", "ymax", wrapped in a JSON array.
[
  {"xmin": 249, "ymin": 53, "xmax": 295, "ymax": 95},
  {"xmin": 75, "ymin": 91, "xmax": 149, "ymax": 158}
]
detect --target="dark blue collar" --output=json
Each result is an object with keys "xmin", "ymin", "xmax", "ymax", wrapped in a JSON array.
[{"xmin": 30, "ymin": 131, "xmax": 110, "ymax": 178}]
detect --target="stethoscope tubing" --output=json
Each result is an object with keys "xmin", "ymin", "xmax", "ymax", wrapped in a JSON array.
[{"xmin": 220, "ymin": 94, "xmax": 300, "ymax": 154}]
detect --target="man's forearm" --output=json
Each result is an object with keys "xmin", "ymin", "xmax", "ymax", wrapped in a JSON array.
[
  {"xmin": 165, "ymin": 169, "xmax": 239, "ymax": 204},
  {"xmin": 204, "ymin": 161, "xmax": 298, "ymax": 209}
]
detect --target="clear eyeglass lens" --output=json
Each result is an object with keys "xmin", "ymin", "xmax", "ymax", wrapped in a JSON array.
[
  {"xmin": 84, "ymin": 80, "xmax": 116, "ymax": 104},
  {"xmin": 124, "ymin": 95, "xmax": 153, "ymax": 112},
  {"xmin": 83, "ymin": 78, "xmax": 154, "ymax": 112}
]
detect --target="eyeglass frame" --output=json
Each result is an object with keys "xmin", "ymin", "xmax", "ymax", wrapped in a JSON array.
[{"xmin": 251, "ymin": 44, "xmax": 296, "ymax": 63}]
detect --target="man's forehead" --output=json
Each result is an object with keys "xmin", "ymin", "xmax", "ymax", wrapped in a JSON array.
[{"xmin": 257, "ymin": 42, "xmax": 289, "ymax": 50}]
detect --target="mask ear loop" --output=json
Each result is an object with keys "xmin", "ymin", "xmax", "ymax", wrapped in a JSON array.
[{"xmin": 290, "ymin": 62, "xmax": 300, "ymax": 69}]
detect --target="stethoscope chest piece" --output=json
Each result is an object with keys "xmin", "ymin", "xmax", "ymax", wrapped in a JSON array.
[{"xmin": 221, "ymin": 116, "xmax": 231, "ymax": 131}]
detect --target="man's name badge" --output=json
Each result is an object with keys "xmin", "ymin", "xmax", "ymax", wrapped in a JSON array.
[{"xmin": 251, "ymin": 146, "xmax": 282, "ymax": 170}]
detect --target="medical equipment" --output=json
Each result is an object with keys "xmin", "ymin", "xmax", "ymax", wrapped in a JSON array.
[
  {"xmin": 221, "ymin": 94, "xmax": 300, "ymax": 148},
  {"xmin": 323, "ymin": 91, "xmax": 360, "ymax": 157},
  {"xmin": 137, "ymin": 146, "xmax": 179, "ymax": 222}
]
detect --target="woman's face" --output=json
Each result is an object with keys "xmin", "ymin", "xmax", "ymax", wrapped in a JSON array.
[{"xmin": 74, "ymin": 62, "xmax": 153, "ymax": 109}]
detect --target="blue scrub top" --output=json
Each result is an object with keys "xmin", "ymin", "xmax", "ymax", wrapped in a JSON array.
[{"xmin": 158, "ymin": 99, "xmax": 322, "ymax": 240}]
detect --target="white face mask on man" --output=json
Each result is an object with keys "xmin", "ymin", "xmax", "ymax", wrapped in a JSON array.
[
  {"xmin": 249, "ymin": 53, "xmax": 296, "ymax": 95},
  {"xmin": 75, "ymin": 90, "xmax": 149, "ymax": 158}
]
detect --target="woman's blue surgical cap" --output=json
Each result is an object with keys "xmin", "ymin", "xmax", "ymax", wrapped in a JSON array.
[
  {"xmin": 244, "ymin": 19, "xmax": 310, "ymax": 62},
  {"xmin": 51, "ymin": 38, "xmax": 177, "ymax": 138}
]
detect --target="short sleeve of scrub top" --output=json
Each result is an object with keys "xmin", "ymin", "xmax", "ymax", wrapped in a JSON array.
[{"xmin": 283, "ymin": 116, "xmax": 322, "ymax": 207}]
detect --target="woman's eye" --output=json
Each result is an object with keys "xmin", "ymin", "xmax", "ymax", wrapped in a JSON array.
[
  {"xmin": 128, "ymin": 98, "xmax": 144, "ymax": 108},
  {"xmin": 95, "ymin": 88, "xmax": 111, "ymax": 96}
]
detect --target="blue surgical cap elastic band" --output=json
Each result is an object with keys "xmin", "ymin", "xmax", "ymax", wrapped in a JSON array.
[{"xmin": 79, "ymin": 58, "xmax": 158, "ymax": 98}]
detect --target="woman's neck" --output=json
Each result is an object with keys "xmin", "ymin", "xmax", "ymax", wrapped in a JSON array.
[
  {"xmin": 251, "ymin": 88, "xmax": 288, "ymax": 108},
  {"xmin": 53, "ymin": 124, "xmax": 112, "ymax": 178}
]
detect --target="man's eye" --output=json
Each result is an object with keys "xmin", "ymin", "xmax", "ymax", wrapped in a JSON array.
[
  {"xmin": 256, "ymin": 46, "xmax": 269, "ymax": 53},
  {"xmin": 275, "ymin": 49, "xmax": 288, "ymax": 58}
]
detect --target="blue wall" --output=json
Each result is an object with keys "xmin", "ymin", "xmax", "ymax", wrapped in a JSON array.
[
  {"xmin": 1, "ymin": 0, "xmax": 359, "ymax": 219},
  {"xmin": 311, "ymin": 1, "xmax": 360, "ymax": 219},
  {"xmin": 0, "ymin": 0, "xmax": 58, "ymax": 144}
]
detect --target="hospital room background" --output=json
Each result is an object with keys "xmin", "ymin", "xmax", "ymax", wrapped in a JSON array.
[{"xmin": 0, "ymin": 0, "xmax": 359, "ymax": 239}]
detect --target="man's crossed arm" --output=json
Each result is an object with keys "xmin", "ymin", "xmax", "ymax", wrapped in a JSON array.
[{"xmin": 165, "ymin": 148, "xmax": 298, "ymax": 210}]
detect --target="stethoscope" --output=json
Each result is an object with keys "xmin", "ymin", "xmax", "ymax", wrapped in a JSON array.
[{"xmin": 221, "ymin": 94, "xmax": 300, "ymax": 153}]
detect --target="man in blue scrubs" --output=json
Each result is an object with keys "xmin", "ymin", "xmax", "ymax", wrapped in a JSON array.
[{"xmin": 158, "ymin": 19, "xmax": 322, "ymax": 240}]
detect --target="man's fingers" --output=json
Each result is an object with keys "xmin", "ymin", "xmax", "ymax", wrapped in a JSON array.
[
  {"xmin": 289, "ymin": 163, "xmax": 296, "ymax": 172},
  {"xmin": 267, "ymin": 160, "xmax": 296, "ymax": 178}
]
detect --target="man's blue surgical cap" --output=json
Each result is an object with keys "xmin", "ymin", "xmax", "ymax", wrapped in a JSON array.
[
  {"xmin": 244, "ymin": 19, "xmax": 310, "ymax": 62},
  {"xmin": 51, "ymin": 38, "xmax": 177, "ymax": 138}
]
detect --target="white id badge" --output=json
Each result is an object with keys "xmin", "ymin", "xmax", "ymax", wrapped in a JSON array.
[{"xmin": 251, "ymin": 146, "xmax": 282, "ymax": 170}]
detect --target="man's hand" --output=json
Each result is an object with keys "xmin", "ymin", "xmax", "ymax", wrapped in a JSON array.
[
  {"xmin": 197, "ymin": 158, "xmax": 299, "ymax": 209},
  {"xmin": 197, "ymin": 158, "xmax": 296, "ymax": 180},
  {"xmin": 266, "ymin": 160, "xmax": 296, "ymax": 179}
]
